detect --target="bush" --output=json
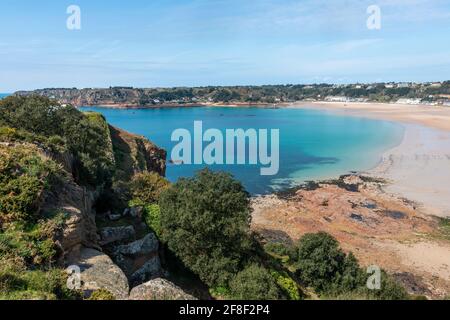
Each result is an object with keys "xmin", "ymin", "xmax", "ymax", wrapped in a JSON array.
[
  {"xmin": 129, "ymin": 172, "xmax": 170, "ymax": 205},
  {"xmin": 271, "ymin": 270, "xmax": 301, "ymax": 300},
  {"xmin": 0, "ymin": 96, "xmax": 115, "ymax": 186},
  {"xmin": 264, "ymin": 242, "xmax": 297, "ymax": 264},
  {"xmin": 0, "ymin": 267, "xmax": 78, "ymax": 300},
  {"xmin": 294, "ymin": 232, "xmax": 409, "ymax": 300},
  {"xmin": 229, "ymin": 264, "xmax": 281, "ymax": 300},
  {"xmin": 159, "ymin": 169, "xmax": 252, "ymax": 287},
  {"xmin": 363, "ymin": 271, "xmax": 409, "ymax": 300},
  {"xmin": 295, "ymin": 232, "xmax": 347, "ymax": 293},
  {"xmin": 143, "ymin": 204, "xmax": 161, "ymax": 237},
  {"xmin": 0, "ymin": 145, "xmax": 66, "ymax": 225},
  {"xmin": 88, "ymin": 289, "xmax": 115, "ymax": 300}
]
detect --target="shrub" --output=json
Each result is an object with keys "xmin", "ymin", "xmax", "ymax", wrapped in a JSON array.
[
  {"xmin": 143, "ymin": 204, "xmax": 161, "ymax": 237},
  {"xmin": 209, "ymin": 286, "xmax": 231, "ymax": 299},
  {"xmin": 264, "ymin": 242, "xmax": 297, "ymax": 264},
  {"xmin": 129, "ymin": 172, "xmax": 170, "ymax": 205},
  {"xmin": 88, "ymin": 289, "xmax": 115, "ymax": 300},
  {"xmin": 0, "ymin": 145, "xmax": 65, "ymax": 225},
  {"xmin": 363, "ymin": 270, "xmax": 409, "ymax": 300},
  {"xmin": 229, "ymin": 264, "xmax": 281, "ymax": 300},
  {"xmin": 295, "ymin": 232, "xmax": 347, "ymax": 293},
  {"xmin": 159, "ymin": 169, "xmax": 252, "ymax": 287},
  {"xmin": 271, "ymin": 270, "xmax": 301, "ymax": 300},
  {"xmin": 294, "ymin": 232, "xmax": 409, "ymax": 300},
  {"xmin": 0, "ymin": 267, "xmax": 78, "ymax": 300},
  {"xmin": 0, "ymin": 96, "xmax": 115, "ymax": 187}
]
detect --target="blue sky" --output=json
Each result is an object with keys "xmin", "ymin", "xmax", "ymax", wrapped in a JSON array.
[{"xmin": 0, "ymin": 0, "xmax": 449, "ymax": 92}]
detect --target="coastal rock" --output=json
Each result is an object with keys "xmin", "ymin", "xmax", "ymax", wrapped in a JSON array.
[
  {"xmin": 99, "ymin": 226, "xmax": 135, "ymax": 246},
  {"xmin": 130, "ymin": 256, "xmax": 163, "ymax": 286},
  {"xmin": 129, "ymin": 278, "xmax": 196, "ymax": 300},
  {"xmin": 43, "ymin": 178, "xmax": 99, "ymax": 258},
  {"xmin": 72, "ymin": 248, "xmax": 129, "ymax": 300},
  {"xmin": 109, "ymin": 126, "xmax": 167, "ymax": 181},
  {"xmin": 128, "ymin": 206, "xmax": 144, "ymax": 218},
  {"xmin": 343, "ymin": 175, "xmax": 364, "ymax": 186},
  {"xmin": 113, "ymin": 232, "xmax": 162, "ymax": 286},
  {"xmin": 115, "ymin": 232, "xmax": 159, "ymax": 256}
]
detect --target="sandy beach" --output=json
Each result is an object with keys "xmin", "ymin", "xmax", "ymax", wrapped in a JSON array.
[{"xmin": 293, "ymin": 102, "xmax": 450, "ymax": 218}]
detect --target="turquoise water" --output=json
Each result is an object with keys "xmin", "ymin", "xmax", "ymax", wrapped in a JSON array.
[
  {"xmin": 80, "ymin": 106, "xmax": 404, "ymax": 194},
  {"xmin": 0, "ymin": 93, "xmax": 10, "ymax": 99}
]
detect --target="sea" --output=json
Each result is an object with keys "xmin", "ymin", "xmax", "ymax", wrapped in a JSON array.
[{"xmin": 80, "ymin": 106, "xmax": 404, "ymax": 194}]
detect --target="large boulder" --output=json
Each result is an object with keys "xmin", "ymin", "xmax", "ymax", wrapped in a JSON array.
[
  {"xmin": 99, "ymin": 226, "xmax": 136, "ymax": 246},
  {"xmin": 42, "ymin": 179, "xmax": 100, "ymax": 259},
  {"xmin": 129, "ymin": 278, "xmax": 196, "ymax": 300},
  {"xmin": 113, "ymin": 232, "xmax": 162, "ymax": 286},
  {"xmin": 115, "ymin": 232, "xmax": 159, "ymax": 256},
  {"xmin": 71, "ymin": 248, "xmax": 129, "ymax": 300}
]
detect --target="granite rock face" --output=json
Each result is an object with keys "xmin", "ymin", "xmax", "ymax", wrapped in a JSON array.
[
  {"xmin": 112, "ymin": 232, "xmax": 163, "ymax": 286},
  {"xmin": 70, "ymin": 248, "xmax": 130, "ymax": 300},
  {"xmin": 129, "ymin": 278, "xmax": 196, "ymax": 300},
  {"xmin": 42, "ymin": 179, "xmax": 99, "ymax": 260},
  {"xmin": 99, "ymin": 226, "xmax": 136, "ymax": 246}
]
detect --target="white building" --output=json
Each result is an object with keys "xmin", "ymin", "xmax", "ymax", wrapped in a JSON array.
[
  {"xmin": 396, "ymin": 98, "xmax": 421, "ymax": 105},
  {"xmin": 325, "ymin": 96, "xmax": 348, "ymax": 102}
]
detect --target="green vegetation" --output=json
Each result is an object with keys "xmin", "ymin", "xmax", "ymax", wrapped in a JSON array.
[
  {"xmin": 0, "ymin": 145, "xmax": 66, "ymax": 226},
  {"xmin": 0, "ymin": 96, "xmax": 115, "ymax": 187},
  {"xmin": 271, "ymin": 270, "xmax": 301, "ymax": 300},
  {"xmin": 129, "ymin": 172, "xmax": 170, "ymax": 206},
  {"xmin": 142, "ymin": 204, "xmax": 161, "ymax": 237},
  {"xmin": 0, "ymin": 96, "xmax": 116, "ymax": 300},
  {"xmin": 264, "ymin": 242, "xmax": 297, "ymax": 265},
  {"xmin": 159, "ymin": 169, "xmax": 253, "ymax": 288},
  {"xmin": 158, "ymin": 169, "xmax": 410, "ymax": 300},
  {"xmin": 0, "ymin": 146, "xmax": 77, "ymax": 299},
  {"xmin": 229, "ymin": 264, "xmax": 281, "ymax": 300},
  {"xmin": 25, "ymin": 82, "xmax": 450, "ymax": 106},
  {"xmin": 88, "ymin": 289, "xmax": 116, "ymax": 300},
  {"xmin": 291, "ymin": 232, "xmax": 408, "ymax": 300},
  {"xmin": 437, "ymin": 218, "xmax": 450, "ymax": 241},
  {"xmin": 295, "ymin": 232, "xmax": 362, "ymax": 294},
  {"xmin": 0, "ymin": 267, "xmax": 78, "ymax": 300}
]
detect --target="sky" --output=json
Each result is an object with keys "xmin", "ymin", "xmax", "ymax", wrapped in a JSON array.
[{"xmin": 0, "ymin": 0, "xmax": 449, "ymax": 92}]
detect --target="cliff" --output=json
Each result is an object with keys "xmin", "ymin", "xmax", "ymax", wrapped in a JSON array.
[{"xmin": 0, "ymin": 96, "xmax": 170, "ymax": 299}]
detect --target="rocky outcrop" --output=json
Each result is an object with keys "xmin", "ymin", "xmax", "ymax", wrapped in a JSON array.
[
  {"xmin": 129, "ymin": 278, "xmax": 196, "ymax": 300},
  {"xmin": 112, "ymin": 232, "xmax": 163, "ymax": 287},
  {"xmin": 71, "ymin": 248, "xmax": 130, "ymax": 300},
  {"xmin": 99, "ymin": 226, "xmax": 136, "ymax": 246},
  {"xmin": 43, "ymin": 179, "xmax": 100, "ymax": 260},
  {"xmin": 109, "ymin": 126, "xmax": 166, "ymax": 180}
]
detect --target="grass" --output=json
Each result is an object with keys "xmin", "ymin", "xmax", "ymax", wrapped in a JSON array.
[{"xmin": 438, "ymin": 217, "xmax": 450, "ymax": 241}]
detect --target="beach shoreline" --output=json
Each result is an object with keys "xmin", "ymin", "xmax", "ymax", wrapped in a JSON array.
[
  {"xmin": 287, "ymin": 102, "xmax": 450, "ymax": 218},
  {"xmin": 250, "ymin": 101, "xmax": 450, "ymax": 296}
]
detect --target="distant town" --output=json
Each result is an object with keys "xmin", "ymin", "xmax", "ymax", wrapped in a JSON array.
[{"xmin": 15, "ymin": 81, "xmax": 450, "ymax": 107}]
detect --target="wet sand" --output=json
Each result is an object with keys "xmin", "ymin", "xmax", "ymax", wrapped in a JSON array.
[{"xmin": 291, "ymin": 102, "xmax": 450, "ymax": 218}]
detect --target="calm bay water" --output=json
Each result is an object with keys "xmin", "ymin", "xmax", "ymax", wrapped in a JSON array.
[
  {"xmin": 81, "ymin": 106, "xmax": 404, "ymax": 194},
  {"xmin": 0, "ymin": 93, "xmax": 10, "ymax": 99}
]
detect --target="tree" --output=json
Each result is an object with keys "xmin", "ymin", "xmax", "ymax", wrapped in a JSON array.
[
  {"xmin": 229, "ymin": 264, "xmax": 281, "ymax": 300},
  {"xmin": 159, "ymin": 169, "xmax": 252, "ymax": 287},
  {"xmin": 295, "ymin": 232, "xmax": 347, "ymax": 292}
]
